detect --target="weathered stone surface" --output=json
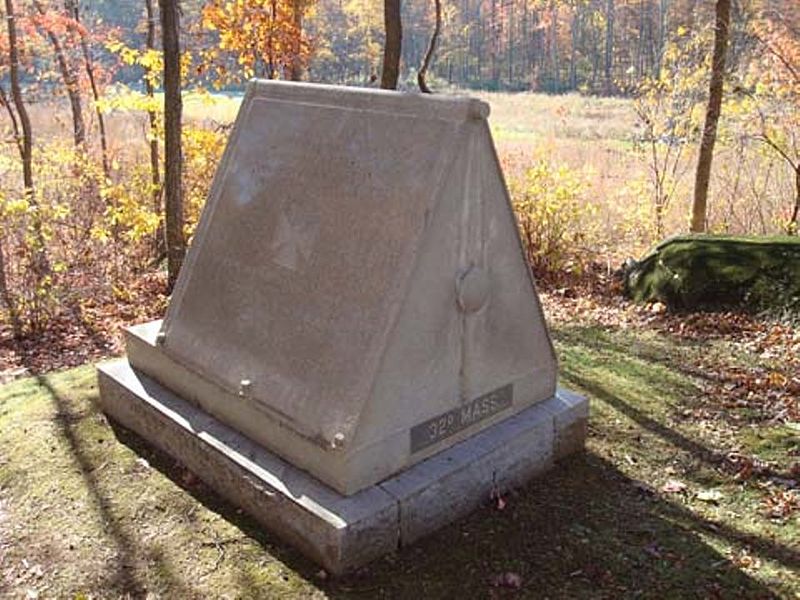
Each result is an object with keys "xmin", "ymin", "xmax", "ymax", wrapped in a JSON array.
[
  {"xmin": 98, "ymin": 357, "xmax": 587, "ymax": 574},
  {"xmin": 127, "ymin": 81, "xmax": 558, "ymax": 495},
  {"xmin": 380, "ymin": 400, "xmax": 555, "ymax": 545},
  {"xmin": 96, "ymin": 81, "xmax": 588, "ymax": 572},
  {"xmin": 97, "ymin": 359, "xmax": 398, "ymax": 574},
  {"xmin": 552, "ymin": 388, "xmax": 590, "ymax": 460}
]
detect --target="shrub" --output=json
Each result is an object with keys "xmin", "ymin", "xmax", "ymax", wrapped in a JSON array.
[{"xmin": 508, "ymin": 160, "xmax": 597, "ymax": 275}]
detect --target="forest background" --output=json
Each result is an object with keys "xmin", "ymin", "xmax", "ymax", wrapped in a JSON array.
[{"xmin": 0, "ymin": 0, "xmax": 799, "ymax": 372}]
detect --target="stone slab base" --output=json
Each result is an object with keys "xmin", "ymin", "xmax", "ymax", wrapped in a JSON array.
[{"xmin": 97, "ymin": 359, "xmax": 588, "ymax": 575}]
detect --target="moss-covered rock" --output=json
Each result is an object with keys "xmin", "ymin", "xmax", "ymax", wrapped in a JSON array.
[{"xmin": 625, "ymin": 235, "xmax": 800, "ymax": 312}]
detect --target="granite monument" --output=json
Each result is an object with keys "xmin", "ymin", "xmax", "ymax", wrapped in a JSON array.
[{"xmin": 98, "ymin": 80, "xmax": 589, "ymax": 574}]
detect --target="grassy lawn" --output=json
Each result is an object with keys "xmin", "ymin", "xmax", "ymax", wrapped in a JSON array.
[{"xmin": 1, "ymin": 319, "xmax": 797, "ymax": 599}]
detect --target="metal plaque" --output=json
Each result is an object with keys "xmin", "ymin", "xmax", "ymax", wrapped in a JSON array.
[{"xmin": 410, "ymin": 384, "xmax": 513, "ymax": 453}]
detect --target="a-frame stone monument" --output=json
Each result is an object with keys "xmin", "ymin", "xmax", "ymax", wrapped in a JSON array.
[{"xmin": 98, "ymin": 81, "xmax": 588, "ymax": 574}]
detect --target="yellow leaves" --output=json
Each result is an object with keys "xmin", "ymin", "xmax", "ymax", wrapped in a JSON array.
[
  {"xmin": 139, "ymin": 49, "xmax": 161, "ymax": 71},
  {"xmin": 89, "ymin": 224, "xmax": 110, "ymax": 244},
  {"xmin": 106, "ymin": 40, "xmax": 164, "ymax": 87},
  {"xmin": 181, "ymin": 126, "xmax": 226, "ymax": 235},
  {"xmin": 105, "ymin": 40, "xmax": 125, "ymax": 54},
  {"xmin": 1, "ymin": 196, "xmax": 31, "ymax": 217},
  {"xmin": 97, "ymin": 86, "xmax": 163, "ymax": 117},
  {"xmin": 102, "ymin": 181, "xmax": 161, "ymax": 242},
  {"xmin": 200, "ymin": 0, "xmax": 311, "ymax": 85},
  {"xmin": 508, "ymin": 159, "xmax": 596, "ymax": 272},
  {"xmin": 51, "ymin": 202, "xmax": 70, "ymax": 221}
]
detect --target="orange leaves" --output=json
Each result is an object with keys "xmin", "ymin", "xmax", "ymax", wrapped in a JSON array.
[
  {"xmin": 31, "ymin": 7, "xmax": 87, "ymax": 42},
  {"xmin": 752, "ymin": 18, "xmax": 800, "ymax": 90},
  {"xmin": 761, "ymin": 487, "xmax": 799, "ymax": 520},
  {"xmin": 198, "ymin": 0, "xmax": 311, "ymax": 86}
]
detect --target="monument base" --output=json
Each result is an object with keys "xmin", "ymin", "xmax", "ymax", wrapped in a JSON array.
[{"xmin": 97, "ymin": 359, "xmax": 588, "ymax": 575}]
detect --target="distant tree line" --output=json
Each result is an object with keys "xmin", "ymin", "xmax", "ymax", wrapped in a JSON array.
[
  {"xmin": 38, "ymin": 0, "xmax": 796, "ymax": 96},
  {"xmin": 308, "ymin": 0, "xmax": 797, "ymax": 93}
]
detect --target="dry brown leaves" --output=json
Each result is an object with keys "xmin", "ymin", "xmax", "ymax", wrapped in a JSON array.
[
  {"xmin": 539, "ymin": 268, "xmax": 799, "ymax": 426},
  {"xmin": 0, "ymin": 271, "xmax": 168, "ymax": 382},
  {"xmin": 761, "ymin": 487, "xmax": 800, "ymax": 520}
]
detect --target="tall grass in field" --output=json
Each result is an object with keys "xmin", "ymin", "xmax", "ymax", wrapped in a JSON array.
[{"xmin": 482, "ymin": 92, "xmax": 796, "ymax": 270}]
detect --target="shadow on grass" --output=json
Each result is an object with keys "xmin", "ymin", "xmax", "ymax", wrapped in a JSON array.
[
  {"xmin": 107, "ymin": 421, "xmax": 783, "ymax": 599},
  {"xmin": 554, "ymin": 326, "xmax": 799, "ymax": 570},
  {"xmin": 555, "ymin": 325, "xmax": 734, "ymax": 462},
  {"xmin": 30, "ymin": 340, "xmax": 793, "ymax": 599},
  {"xmin": 561, "ymin": 372, "xmax": 799, "ymax": 569},
  {"xmin": 35, "ymin": 374, "xmax": 197, "ymax": 598},
  {"xmin": 98, "ymin": 409, "xmax": 785, "ymax": 597},
  {"xmin": 557, "ymin": 323, "xmax": 798, "ymax": 472}
]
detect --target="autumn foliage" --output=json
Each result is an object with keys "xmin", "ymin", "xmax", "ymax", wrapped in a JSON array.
[
  {"xmin": 0, "ymin": 0, "xmax": 797, "ymax": 356},
  {"xmin": 199, "ymin": 0, "xmax": 311, "ymax": 84}
]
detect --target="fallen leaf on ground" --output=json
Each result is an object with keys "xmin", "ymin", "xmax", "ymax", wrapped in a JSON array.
[
  {"xmin": 491, "ymin": 572, "xmax": 523, "ymax": 589},
  {"xmin": 762, "ymin": 489, "xmax": 800, "ymax": 519},
  {"xmin": 696, "ymin": 489, "xmax": 723, "ymax": 503},
  {"xmin": 661, "ymin": 480, "xmax": 687, "ymax": 494}
]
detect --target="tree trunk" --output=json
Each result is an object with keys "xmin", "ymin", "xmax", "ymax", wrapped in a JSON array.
[
  {"xmin": 791, "ymin": 165, "xmax": 800, "ymax": 234},
  {"xmin": 0, "ymin": 84, "xmax": 22, "ymax": 157},
  {"xmin": 604, "ymin": 0, "xmax": 614, "ymax": 94},
  {"xmin": 4, "ymin": 0, "xmax": 50, "ymax": 311},
  {"xmin": 145, "ymin": 0, "xmax": 163, "ymax": 255},
  {"xmin": 0, "ymin": 234, "xmax": 21, "ymax": 339},
  {"xmin": 5, "ymin": 0, "xmax": 33, "ymax": 197},
  {"xmin": 159, "ymin": 0, "xmax": 185, "ymax": 290},
  {"xmin": 655, "ymin": 0, "xmax": 668, "ymax": 77},
  {"xmin": 34, "ymin": 0, "xmax": 85, "ymax": 147},
  {"xmin": 381, "ymin": 0, "xmax": 402, "ymax": 89},
  {"xmin": 267, "ymin": 0, "xmax": 277, "ymax": 78},
  {"xmin": 417, "ymin": 0, "xmax": 442, "ymax": 93},
  {"xmin": 569, "ymin": 8, "xmax": 579, "ymax": 89},
  {"xmin": 66, "ymin": 0, "xmax": 110, "ymax": 180},
  {"xmin": 550, "ymin": 0, "xmax": 559, "ymax": 91},
  {"xmin": 288, "ymin": 0, "xmax": 304, "ymax": 81},
  {"xmin": 691, "ymin": 0, "xmax": 731, "ymax": 233},
  {"xmin": 506, "ymin": 0, "xmax": 513, "ymax": 85},
  {"xmin": 490, "ymin": 0, "xmax": 498, "ymax": 86}
]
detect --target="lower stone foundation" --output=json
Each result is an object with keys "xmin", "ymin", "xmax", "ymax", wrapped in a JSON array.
[{"xmin": 97, "ymin": 359, "xmax": 588, "ymax": 575}]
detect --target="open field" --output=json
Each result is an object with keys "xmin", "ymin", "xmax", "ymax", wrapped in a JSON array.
[
  {"xmin": 7, "ymin": 88, "xmax": 795, "ymax": 272},
  {"xmin": 0, "ymin": 299, "xmax": 797, "ymax": 598},
  {"xmin": 182, "ymin": 89, "xmax": 794, "ymax": 252}
]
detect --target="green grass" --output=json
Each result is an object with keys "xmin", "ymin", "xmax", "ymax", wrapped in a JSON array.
[{"xmin": 0, "ymin": 325, "xmax": 797, "ymax": 598}]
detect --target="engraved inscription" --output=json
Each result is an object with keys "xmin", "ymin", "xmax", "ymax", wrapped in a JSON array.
[{"xmin": 410, "ymin": 384, "xmax": 513, "ymax": 453}]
